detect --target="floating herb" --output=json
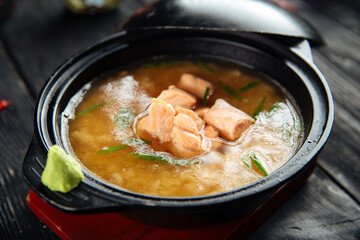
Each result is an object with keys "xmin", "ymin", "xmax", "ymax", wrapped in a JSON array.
[
  {"xmin": 219, "ymin": 82, "xmax": 242, "ymax": 100},
  {"xmin": 203, "ymin": 87, "xmax": 210, "ymax": 105},
  {"xmin": 122, "ymin": 138, "xmax": 152, "ymax": 145},
  {"xmin": 239, "ymin": 81, "xmax": 260, "ymax": 92},
  {"xmin": 197, "ymin": 61, "xmax": 217, "ymax": 73},
  {"xmin": 96, "ymin": 145, "xmax": 128, "ymax": 154},
  {"xmin": 267, "ymin": 102, "xmax": 282, "ymax": 116},
  {"xmin": 115, "ymin": 107, "xmax": 135, "ymax": 131},
  {"xmin": 253, "ymin": 97, "xmax": 266, "ymax": 117},
  {"xmin": 248, "ymin": 151, "xmax": 268, "ymax": 176},
  {"xmin": 143, "ymin": 61, "xmax": 182, "ymax": 67},
  {"xmin": 243, "ymin": 155, "xmax": 252, "ymax": 170},
  {"xmin": 76, "ymin": 103, "xmax": 105, "ymax": 117},
  {"xmin": 128, "ymin": 152, "xmax": 199, "ymax": 166}
]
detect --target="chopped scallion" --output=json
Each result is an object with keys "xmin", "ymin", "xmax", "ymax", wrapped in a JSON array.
[
  {"xmin": 267, "ymin": 102, "xmax": 282, "ymax": 116},
  {"xmin": 96, "ymin": 145, "xmax": 128, "ymax": 154},
  {"xmin": 239, "ymin": 81, "xmax": 260, "ymax": 92},
  {"xmin": 253, "ymin": 97, "xmax": 266, "ymax": 117},
  {"xmin": 248, "ymin": 151, "xmax": 268, "ymax": 176},
  {"xmin": 197, "ymin": 61, "xmax": 217, "ymax": 73},
  {"xmin": 76, "ymin": 103, "xmax": 105, "ymax": 117},
  {"xmin": 115, "ymin": 107, "xmax": 135, "ymax": 131},
  {"xmin": 203, "ymin": 87, "xmax": 210, "ymax": 105},
  {"xmin": 128, "ymin": 152, "xmax": 199, "ymax": 166},
  {"xmin": 243, "ymin": 155, "xmax": 252, "ymax": 170},
  {"xmin": 219, "ymin": 82, "xmax": 242, "ymax": 100}
]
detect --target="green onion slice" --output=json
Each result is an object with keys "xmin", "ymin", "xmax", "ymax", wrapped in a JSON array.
[
  {"xmin": 248, "ymin": 151, "xmax": 268, "ymax": 176},
  {"xmin": 219, "ymin": 82, "xmax": 242, "ymax": 101},
  {"xmin": 128, "ymin": 152, "xmax": 199, "ymax": 166},
  {"xmin": 243, "ymin": 155, "xmax": 252, "ymax": 170},
  {"xmin": 197, "ymin": 61, "xmax": 217, "ymax": 73},
  {"xmin": 96, "ymin": 145, "xmax": 128, "ymax": 154},
  {"xmin": 239, "ymin": 81, "xmax": 260, "ymax": 92},
  {"xmin": 266, "ymin": 102, "xmax": 282, "ymax": 116},
  {"xmin": 115, "ymin": 107, "xmax": 135, "ymax": 131},
  {"xmin": 203, "ymin": 87, "xmax": 210, "ymax": 105},
  {"xmin": 76, "ymin": 103, "xmax": 105, "ymax": 117},
  {"xmin": 253, "ymin": 97, "xmax": 266, "ymax": 117}
]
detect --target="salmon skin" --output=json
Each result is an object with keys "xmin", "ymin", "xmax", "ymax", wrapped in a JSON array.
[
  {"xmin": 204, "ymin": 99, "xmax": 255, "ymax": 141},
  {"xmin": 157, "ymin": 85, "xmax": 196, "ymax": 109},
  {"xmin": 178, "ymin": 73, "xmax": 214, "ymax": 99}
]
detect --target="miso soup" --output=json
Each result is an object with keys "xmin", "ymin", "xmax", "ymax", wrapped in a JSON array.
[{"xmin": 62, "ymin": 60, "xmax": 304, "ymax": 197}]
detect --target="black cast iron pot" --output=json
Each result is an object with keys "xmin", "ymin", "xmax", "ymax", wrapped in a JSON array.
[{"xmin": 23, "ymin": 0, "xmax": 333, "ymax": 229}]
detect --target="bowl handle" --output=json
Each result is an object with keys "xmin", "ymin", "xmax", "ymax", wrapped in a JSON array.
[
  {"xmin": 23, "ymin": 137, "xmax": 136, "ymax": 214},
  {"xmin": 290, "ymin": 39, "xmax": 314, "ymax": 63}
]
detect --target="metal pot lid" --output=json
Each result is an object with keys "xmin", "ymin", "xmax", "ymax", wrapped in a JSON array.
[{"xmin": 122, "ymin": 0, "xmax": 323, "ymax": 46}]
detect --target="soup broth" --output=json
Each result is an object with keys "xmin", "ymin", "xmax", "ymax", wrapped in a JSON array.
[{"xmin": 63, "ymin": 60, "xmax": 303, "ymax": 197}]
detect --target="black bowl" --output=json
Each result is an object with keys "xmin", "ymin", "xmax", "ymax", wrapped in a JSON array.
[{"xmin": 23, "ymin": 28, "xmax": 333, "ymax": 228}]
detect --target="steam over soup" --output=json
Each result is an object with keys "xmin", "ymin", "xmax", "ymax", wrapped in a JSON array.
[{"xmin": 63, "ymin": 60, "xmax": 304, "ymax": 197}]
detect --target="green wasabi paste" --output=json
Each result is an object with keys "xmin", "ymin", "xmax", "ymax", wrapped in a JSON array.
[{"xmin": 41, "ymin": 145, "xmax": 84, "ymax": 193}]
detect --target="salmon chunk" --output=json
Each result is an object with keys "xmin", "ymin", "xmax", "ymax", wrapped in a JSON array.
[
  {"xmin": 178, "ymin": 73, "xmax": 214, "ymax": 99},
  {"xmin": 137, "ymin": 98, "xmax": 175, "ymax": 142},
  {"xmin": 170, "ymin": 113, "xmax": 204, "ymax": 158},
  {"xmin": 204, "ymin": 125, "xmax": 222, "ymax": 150},
  {"xmin": 175, "ymin": 106, "xmax": 205, "ymax": 130},
  {"xmin": 203, "ymin": 99, "xmax": 255, "ymax": 141},
  {"xmin": 136, "ymin": 116, "xmax": 148, "ymax": 137},
  {"xmin": 195, "ymin": 107, "xmax": 209, "ymax": 119},
  {"xmin": 157, "ymin": 85, "xmax": 196, "ymax": 109}
]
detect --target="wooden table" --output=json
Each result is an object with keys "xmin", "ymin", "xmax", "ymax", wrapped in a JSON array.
[{"xmin": 0, "ymin": 0, "xmax": 359, "ymax": 239}]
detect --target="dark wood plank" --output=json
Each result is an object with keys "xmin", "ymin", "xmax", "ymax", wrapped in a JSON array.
[
  {"xmin": 292, "ymin": 0, "xmax": 360, "ymax": 75},
  {"xmin": 313, "ymin": 51, "xmax": 360, "ymax": 119},
  {"xmin": 0, "ymin": 40, "xmax": 58, "ymax": 239},
  {"xmin": 311, "ymin": 52, "xmax": 360, "ymax": 202},
  {"xmin": 289, "ymin": 0, "xmax": 360, "ymax": 202},
  {"xmin": 0, "ymin": 0, "xmax": 154, "ymax": 96},
  {"xmin": 303, "ymin": 0, "xmax": 360, "ymax": 35},
  {"xmin": 292, "ymin": 0, "xmax": 360, "ymax": 88},
  {"xmin": 310, "ymin": 51, "xmax": 360, "ymax": 202},
  {"xmin": 317, "ymin": 47, "xmax": 360, "ymax": 83},
  {"xmin": 249, "ymin": 167, "xmax": 360, "ymax": 240}
]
